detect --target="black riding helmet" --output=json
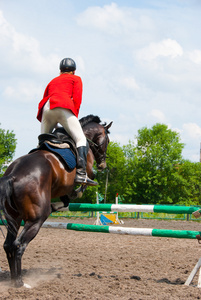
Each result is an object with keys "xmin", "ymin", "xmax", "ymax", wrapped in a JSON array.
[{"xmin": 60, "ymin": 58, "xmax": 76, "ymax": 72}]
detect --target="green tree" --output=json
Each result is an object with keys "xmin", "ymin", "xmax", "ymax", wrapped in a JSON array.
[
  {"xmin": 174, "ymin": 161, "xmax": 201, "ymax": 205},
  {"xmin": 124, "ymin": 123, "xmax": 185, "ymax": 204},
  {"xmin": 122, "ymin": 140, "xmax": 139, "ymax": 203},
  {"xmin": 95, "ymin": 142, "xmax": 127, "ymax": 203},
  {"xmin": 0, "ymin": 126, "xmax": 17, "ymax": 176}
]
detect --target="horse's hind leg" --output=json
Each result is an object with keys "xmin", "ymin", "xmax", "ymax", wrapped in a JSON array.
[
  {"xmin": 5, "ymin": 219, "xmax": 46, "ymax": 287},
  {"xmin": 4, "ymin": 229, "xmax": 19, "ymax": 284}
]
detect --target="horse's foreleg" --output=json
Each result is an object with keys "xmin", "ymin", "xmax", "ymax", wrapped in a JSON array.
[
  {"xmin": 71, "ymin": 185, "xmax": 87, "ymax": 199},
  {"xmin": 51, "ymin": 185, "xmax": 88, "ymax": 212}
]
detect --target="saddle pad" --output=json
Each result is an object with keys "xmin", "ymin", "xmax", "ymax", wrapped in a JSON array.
[
  {"xmin": 41, "ymin": 142, "xmax": 76, "ymax": 170},
  {"xmin": 29, "ymin": 142, "xmax": 77, "ymax": 170}
]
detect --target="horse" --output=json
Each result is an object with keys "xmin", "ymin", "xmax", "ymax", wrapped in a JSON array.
[{"xmin": 0, "ymin": 114, "xmax": 112, "ymax": 288}]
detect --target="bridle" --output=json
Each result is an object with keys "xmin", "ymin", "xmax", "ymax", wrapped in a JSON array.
[{"xmin": 87, "ymin": 128, "xmax": 109, "ymax": 165}]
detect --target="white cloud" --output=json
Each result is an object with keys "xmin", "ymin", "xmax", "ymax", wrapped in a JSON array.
[
  {"xmin": 148, "ymin": 109, "xmax": 166, "ymax": 123},
  {"xmin": 0, "ymin": 10, "xmax": 59, "ymax": 75},
  {"xmin": 76, "ymin": 2, "xmax": 154, "ymax": 38},
  {"xmin": 120, "ymin": 76, "xmax": 139, "ymax": 90},
  {"xmin": 183, "ymin": 123, "xmax": 201, "ymax": 140},
  {"xmin": 181, "ymin": 123, "xmax": 201, "ymax": 161},
  {"xmin": 137, "ymin": 39, "xmax": 183, "ymax": 61},
  {"xmin": 3, "ymin": 80, "xmax": 43, "ymax": 103},
  {"xmin": 188, "ymin": 49, "xmax": 201, "ymax": 64},
  {"xmin": 76, "ymin": 3, "xmax": 125, "ymax": 34}
]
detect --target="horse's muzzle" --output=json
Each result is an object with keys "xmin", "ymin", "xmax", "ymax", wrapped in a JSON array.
[{"xmin": 97, "ymin": 161, "xmax": 106, "ymax": 171}]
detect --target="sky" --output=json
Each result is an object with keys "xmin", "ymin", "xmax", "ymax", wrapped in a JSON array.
[{"xmin": 1, "ymin": 0, "xmax": 201, "ymax": 162}]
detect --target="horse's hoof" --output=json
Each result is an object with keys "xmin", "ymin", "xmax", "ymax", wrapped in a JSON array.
[
  {"xmin": 14, "ymin": 281, "xmax": 24, "ymax": 288},
  {"xmin": 24, "ymin": 283, "xmax": 31, "ymax": 289},
  {"xmin": 77, "ymin": 191, "xmax": 83, "ymax": 198},
  {"xmin": 196, "ymin": 235, "xmax": 201, "ymax": 244}
]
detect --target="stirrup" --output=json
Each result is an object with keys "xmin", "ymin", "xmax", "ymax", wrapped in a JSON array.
[{"xmin": 75, "ymin": 174, "xmax": 98, "ymax": 186}]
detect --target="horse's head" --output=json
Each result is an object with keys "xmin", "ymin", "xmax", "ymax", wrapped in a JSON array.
[
  {"xmin": 80, "ymin": 115, "xmax": 112, "ymax": 171},
  {"xmin": 90, "ymin": 121, "xmax": 113, "ymax": 171}
]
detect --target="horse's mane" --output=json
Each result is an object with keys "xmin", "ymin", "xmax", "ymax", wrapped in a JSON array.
[
  {"xmin": 79, "ymin": 115, "xmax": 102, "ymax": 127},
  {"xmin": 79, "ymin": 114, "xmax": 110, "ymax": 134}
]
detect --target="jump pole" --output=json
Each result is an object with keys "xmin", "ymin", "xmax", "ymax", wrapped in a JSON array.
[
  {"xmin": 40, "ymin": 222, "xmax": 201, "ymax": 239},
  {"xmin": 0, "ymin": 220, "xmax": 199, "ymax": 238},
  {"xmin": 68, "ymin": 203, "xmax": 201, "ymax": 215}
]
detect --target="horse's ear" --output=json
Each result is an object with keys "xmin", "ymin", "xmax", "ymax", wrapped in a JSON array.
[{"xmin": 105, "ymin": 121, "xmax": 113, "ymax": 130}]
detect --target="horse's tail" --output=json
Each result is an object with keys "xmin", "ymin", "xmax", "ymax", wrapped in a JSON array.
[{"xmin": 0, "ymin": 175, "xmax": 17, "ymax": 234}]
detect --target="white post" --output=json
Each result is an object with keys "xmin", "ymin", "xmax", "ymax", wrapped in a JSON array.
[
  {"xmin": 185, "ymin": 258, "xmax": 201, "ymax": 287},
  {"xmin": 198, "ymin": 267, "xmax": 201, "ymax": 288},
  {"xmin": 94, "ymin": 192, "xmax": 102, "ymax": 225},
  {"xmin": 115, "ymin": 194, "xmax": 124, "ymax": 224},
  {"xmin": 104, "ymin": 169, "xmax": 109, "ymax": 203}
]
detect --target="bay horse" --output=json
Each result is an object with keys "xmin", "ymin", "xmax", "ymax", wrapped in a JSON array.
[{"xmin": 0, "ymin": 114, "xmax": 112, "ymax": 288}]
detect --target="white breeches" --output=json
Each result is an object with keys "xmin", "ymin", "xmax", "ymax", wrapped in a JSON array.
[{"xmin": 41, "ymin": 100, "xmax": 86, "ymax": 147}]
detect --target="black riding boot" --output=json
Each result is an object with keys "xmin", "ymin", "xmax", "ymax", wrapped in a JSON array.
[{"xmin": 75, "ymin": 146, "xmax": 98, "ymax": 186}]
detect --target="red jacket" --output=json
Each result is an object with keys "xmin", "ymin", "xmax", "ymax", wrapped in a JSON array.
[{"xmin": 37, "ymin": 73, "xmax": 83, "ymax": 122}]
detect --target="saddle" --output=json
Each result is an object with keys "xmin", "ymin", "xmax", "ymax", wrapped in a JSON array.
[{"xmin": 30, "ymin": 128, "xmax": 77, "ymax": 170}]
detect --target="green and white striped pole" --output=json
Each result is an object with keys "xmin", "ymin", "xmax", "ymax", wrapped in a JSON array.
[
  {"xmin": 68, "ymin": 203, "xmax": 201, "ymax": 215},
  {"xmin": 42, "ymin": 222, "xmax": 201, "ymax": 239},
  {"xmin": 1, "ymin": 220, "xmax": 200, "ymax": 239}
]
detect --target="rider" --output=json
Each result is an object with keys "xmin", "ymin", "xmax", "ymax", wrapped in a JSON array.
[{"xmin": 36, "ymin": 58, "xmax": 97, "ymax": 186}]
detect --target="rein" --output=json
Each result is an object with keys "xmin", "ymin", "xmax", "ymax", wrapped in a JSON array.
[{"xmin": 87, "ymin": 138, "xmax": 98, "ymax": 147}]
